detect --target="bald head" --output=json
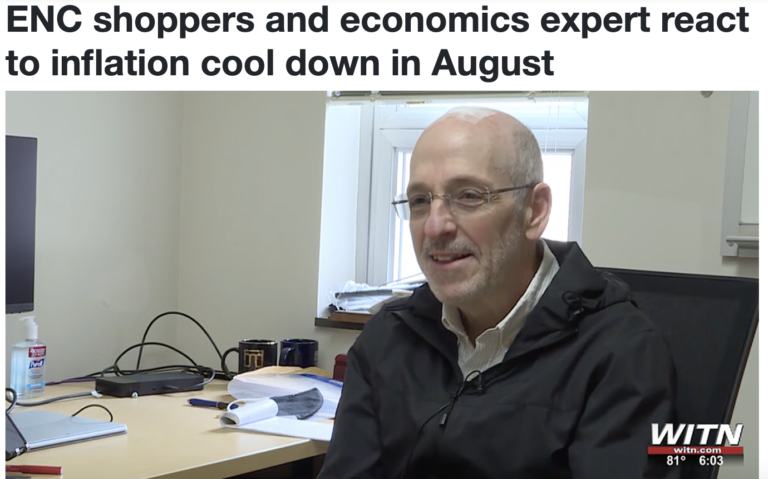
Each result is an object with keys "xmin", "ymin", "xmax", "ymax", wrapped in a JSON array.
[
  {"xmin": 407, "ymin": 106, "xmax": 552, "ymax": 312},
  {"xmin": 415, "ymin": 107, "xmax": 543, "ymax": 188}
]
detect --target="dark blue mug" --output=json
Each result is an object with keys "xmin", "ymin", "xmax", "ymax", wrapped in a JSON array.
[{"xmin": 279, "ymin": 338, "xmax": 319, "ymax": 368}]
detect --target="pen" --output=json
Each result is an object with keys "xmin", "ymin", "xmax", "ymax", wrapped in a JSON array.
[
  {"xmin": 188, "ymin": 398, "xmax": 237, "ymax": 410},
  {"xmin": 299, "ymin": 373, "xmax": 344, "ymax": 387},
  {"xmin": 6, "ymin": 464, "xmax": 63, "ymax": 475}
]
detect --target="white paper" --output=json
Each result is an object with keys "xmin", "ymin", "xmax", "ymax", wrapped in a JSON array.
[
  {"xmin": 219, "ymin": 399, "xmax": 278, "ymax": 427},
  {"xmin": 226, "ymin": 416, "xmax": 333, "ymax": 442},
  {"xmin": 227, "ymin": 374, "xmax": 341, "ymax": 420}
]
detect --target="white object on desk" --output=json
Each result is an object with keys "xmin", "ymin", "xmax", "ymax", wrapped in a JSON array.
[
  {"xmin": 227, "ymin": 374, "xmax": 341, "ymax": 420},
  {"xmin": 219, "ymin": 399, "xmax": 333, "ymax": 442},
  {"xmin": 220, "ymin": 398, "xmax": 278, "ymax": 426},
  {"xmin": 226, "ymin": 416, "xmax": 333, "ymax": 442}
]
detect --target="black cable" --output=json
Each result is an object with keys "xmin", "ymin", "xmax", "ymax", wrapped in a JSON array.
[
  {"xmin": 134, "ymin": 312, "xmax": 225, "ymax": 373},
  {"xmin": 96, "ymin": 365, "xmax": 120, "ymax": 377},
  {"xmin": 116, "ymin": 341, "xmax": 199, "ymax": 373},
  {"xmin": 17, "ymin": 392, "xmax": 94, "ymax": 407},
  {"xmin": 65, "ymin": 358, "xmax": 215, "ymax": 385},
  {"xmin": 6, "ymin": 389, "xmax": 95, "ymax": 412},
  {"xmin": 71, "ymin": 404, "xmax": 113, "ymax": 422},
  {"xmin": 101, "ymin": 338, "xmax": 217, "ymax": 393},
  {"xmin": 100, "ymin": 364, "xmax": 203, "ymax": 377},
  {"xmin": 53, "ymin": 312, "xmax": 229, "ymax": 388},
  {"xmin": 6, "ymin": 313, "xmax": 223, "ymax": 420},
  {"xmin": 398, "ymin": 370, "xmax": 485, "ymax": 479},
  {"xmin": 8, "ymin": 366, "xmax": 215, "ymax": 411},
  {"xmin": 99, "ymin": 341, "xmax": 216, "ymax": 389},
  {"xmin": 5, "ymin": 388, "xmax": 18, "ymax": 413},
  {"xmin": 398, "ymin": 401, "xmax": 451, "ymax": 479},
  {"xmin": 162, "ymin": 365, "xmax": 217, "ymax": 391},
  {"xmin": 78, "ymin": 355, "xmax": 215, "ymax": 381}
]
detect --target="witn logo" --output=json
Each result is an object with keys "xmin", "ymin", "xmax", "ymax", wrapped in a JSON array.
[
  {"xmin": 651, "ymin": 423, "xmax": 743, "ymax": 446},
  {"xmin": 648, "ymin": 423, "xmax": 745, "ymax": 456}
]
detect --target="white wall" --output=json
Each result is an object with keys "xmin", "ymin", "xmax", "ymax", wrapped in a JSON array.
[
  {"xmin": 5, "ymin": 92, "xmax": 183, "ymax": 383},
  {"xmin": 177, "ymin": 92, "xmax": 357, "ymax": 374},
  {"xmin": 316, "ymin": 104, "xmax": 362, "ymax": 316},
  {"xmin": 582, "ymin": 91, "xmax": 758, "ymax": 479}
]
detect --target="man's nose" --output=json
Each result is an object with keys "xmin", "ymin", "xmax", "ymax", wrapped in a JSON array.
[{"xmin": 423, "ymin": 198, "xmax": 457, "ymax": 239}]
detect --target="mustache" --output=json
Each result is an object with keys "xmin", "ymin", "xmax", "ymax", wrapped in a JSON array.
[{"xmin": 422, "ymin": 241, "xmax": 479, "ymax": 256}]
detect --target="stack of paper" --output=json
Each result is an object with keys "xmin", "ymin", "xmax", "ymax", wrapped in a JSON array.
[
  {"xmin": 219, "ymin": 398, "xmax": 333, "ymax": 442},
  {"xmin": 328, "ymin": 280, "xmax": 422, "ymax": 313},
  {"xmin": 227, "ymin": 372, "xmax": 342, "ymax": 420}
]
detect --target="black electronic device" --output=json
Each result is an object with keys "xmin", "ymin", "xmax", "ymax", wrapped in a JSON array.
[
  {"xmin": 94, "ymin": 371, "xmax": 205, "ymax": 398},
  {"xmin": 6, "ymin": 135, "xmax": 38, "ymax": 314}
]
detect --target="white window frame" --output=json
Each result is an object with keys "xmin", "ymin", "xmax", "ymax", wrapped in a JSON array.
[
  {"xmin": 720, "ymin": 91, "xmax": 759, "ymax": 258},
  {"xmin": 350, "ymin": 94, "xmax": 590, "ymax": 286}
]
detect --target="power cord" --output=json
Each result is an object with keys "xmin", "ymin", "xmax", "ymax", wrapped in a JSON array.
[
  {"xmin": 5, "ymin": 387, "xmax": 99, "ymax": 413},
  {"xmin": 100, "ymin": 336, "xmax": 219, "ymax": 389},
  {"xmin": 72, "ymin": 404, "xmax": 113, "ymax": 422},
  {"xmin": 6, "ymin": 311, "xmax": 225, "ymax": 423},
  {"xmin": 11, "ymin": 311, "xmax": 228, "ymax": 410},
  {"xmin": 10, "ymin": 392, "xmax": 96, "ymax": 410},
  {"xmin": 116, "ymin": 341, "xmax": 200, "ymax": 372},
  {"xmin": 7, "ymin": 369, "xmax": 214, "ymax": 413},
  {"xmin": 6, "ymin": 388, "xmax": 18, "ymax": 412},
  {"xmin": 6, "ymin": 387, "xmax": 115, "ymax": 422},
  {"xmin": 54, "ymin": 311, "xmax": 229, "ymax": 383},
  {"xmin": 134, "ymin": 311, "xmax": 227, "ymax": 377},
  {"xmin": 95, "ymin": 341, "xmax": 213, "ymax": 383}
]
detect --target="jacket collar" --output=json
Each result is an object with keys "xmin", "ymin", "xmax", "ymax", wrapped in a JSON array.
[{"xmin": 386, "ymin": 240, "xmax": 629, "ymax": 366}]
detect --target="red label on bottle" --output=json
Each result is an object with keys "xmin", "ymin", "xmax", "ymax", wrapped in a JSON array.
[{"xmin": 29, "ymin": 346, "xmax": 46, "ymax": 358}]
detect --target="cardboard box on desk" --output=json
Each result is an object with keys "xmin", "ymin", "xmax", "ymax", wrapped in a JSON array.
[{"xmin": 328, "ymin": 310, "xmax": 372, "ymax": 324}]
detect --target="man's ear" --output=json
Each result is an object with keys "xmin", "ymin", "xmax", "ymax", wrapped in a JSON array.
[{"xmin": 525, "ymin": 183, "xmax": 552, "ymax": 241}]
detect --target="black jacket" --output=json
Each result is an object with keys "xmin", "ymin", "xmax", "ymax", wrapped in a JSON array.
[{"xmin": 318, "ymin": 241, "xmax": 680, "ymax": 479}]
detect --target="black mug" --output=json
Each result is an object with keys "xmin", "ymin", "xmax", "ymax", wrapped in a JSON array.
[
  {"xmin": 279, "ymin": 339, "xmax": 319, "ymax": 368},
  {"xmin": 222, "ymin": 339, "xmax": 278, "ymax": 375}
]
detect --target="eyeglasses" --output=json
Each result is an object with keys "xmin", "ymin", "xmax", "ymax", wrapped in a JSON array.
[{"xmin": 391, "ymin": 184, "xmax": 536, "ymax": 220}]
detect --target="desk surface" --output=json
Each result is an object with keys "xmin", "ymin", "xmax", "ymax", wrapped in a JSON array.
[{"xmin": 7, "ymin": 380, "xmax": 329, "ymax": 479}]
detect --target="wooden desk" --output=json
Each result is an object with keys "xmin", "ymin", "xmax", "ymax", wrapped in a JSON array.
[{"xmin": 7, "ymin": 380, "xmax": 329, "ymax": 479}]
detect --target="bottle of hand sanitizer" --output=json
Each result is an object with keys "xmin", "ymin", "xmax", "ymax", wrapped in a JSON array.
[{"xmin": 10, "ymin": 316, "xmax": 47, "ymax": 399}]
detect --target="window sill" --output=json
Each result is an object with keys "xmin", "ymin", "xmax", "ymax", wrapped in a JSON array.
[
  {"xmin": 726, "ymin": 235, "xmax": 759, "ymax": 258},
  {"xmin": 315, "ymin": 317, "xmax": 365, "ymax": 331}
]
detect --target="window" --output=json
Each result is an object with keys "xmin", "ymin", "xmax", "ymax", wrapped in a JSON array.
[
  {"xmin": 720, "ymin": 91, "xmax": 758, "ymax": 258},
  {"xmin": 324, "ymin": 92, "xmax": 590, "ymax": 287}
]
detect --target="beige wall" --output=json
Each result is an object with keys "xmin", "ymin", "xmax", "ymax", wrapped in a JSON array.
[
  {"xmin": 582, "ymin": 91, "xmax": 758, "ymax": 479},
  {"xmin": 5, "ymin": 92, "xmax": 183, "ymax": 383},
  {"xmin": 177, "ymin": 92, "xmax": 357, "ymax": 373}
]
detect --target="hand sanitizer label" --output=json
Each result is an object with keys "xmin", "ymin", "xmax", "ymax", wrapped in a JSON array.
[
  {"xmin": 27, "ymin": 347, "xmax": 46, "ymax": 391},
  {"xmin": 28, "ymin": 346, "xmax": 46, "ymax": 358}
]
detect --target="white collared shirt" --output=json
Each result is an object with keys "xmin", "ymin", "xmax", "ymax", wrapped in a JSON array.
[{"xmin": 441, "ymin": 241, "xmax": 560, "ymax": 378}]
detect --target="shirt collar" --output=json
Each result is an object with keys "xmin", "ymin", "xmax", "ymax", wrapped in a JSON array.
[{"xmin": 441, "ymin": 240, "xmax": 560, "ymax": 347}]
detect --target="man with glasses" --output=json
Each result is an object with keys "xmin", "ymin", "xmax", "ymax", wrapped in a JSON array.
[{"xmin": 318, "ymin": 107, "xmax": 678, "ymax": 479}]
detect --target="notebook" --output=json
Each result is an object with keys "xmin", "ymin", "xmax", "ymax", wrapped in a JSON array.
[{"xmin": 9, "ymin": 410, "xmax": 127, "ymax": 451}]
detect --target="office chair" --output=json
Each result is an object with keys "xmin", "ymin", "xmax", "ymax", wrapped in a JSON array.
[{"xmin": 599, "ymin": 268, "xmax": 759, "ymax": 479}]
